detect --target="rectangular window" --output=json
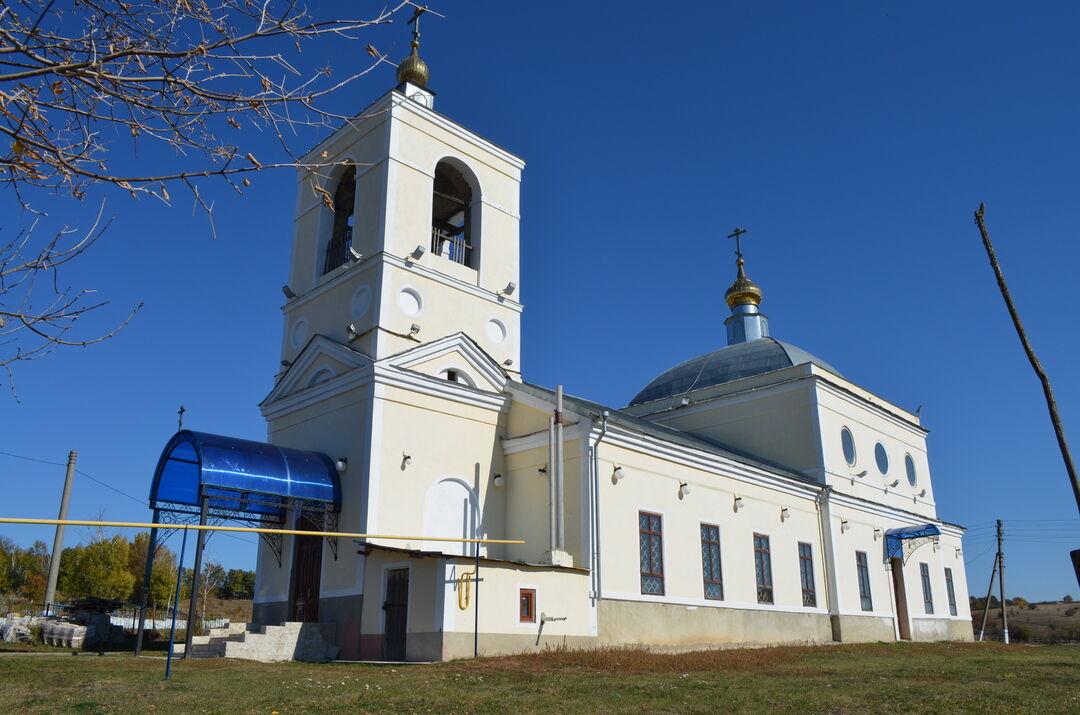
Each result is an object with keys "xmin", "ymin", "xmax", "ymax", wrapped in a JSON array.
[
  {"xmin": 944, "ymin": 568, "xmax": 958, "ymax": 616},
  {"xmin": 920, "ymin": 563, "xmax": 934, "ymax": 614},
  {"xmin": 754, "ymin": 533, "xmax": 773, "ymax": 604},
  {"xmin": 639, "ymin": 511, "xmax": 664, "ymax": 595},
  {"xmin": 519, "ymin": 588, "xmax": 536, "ymax": 623},
  {"xmin": 700, "ymin": 524, "xmax": 724, "ymax": 600},
  {"xmin": 798, "ymin": 542, "xmax": 817, "ymax": 607},
  {"xmin": 856, "ymin": 551, "xmax": 873, "ymax": 611}
]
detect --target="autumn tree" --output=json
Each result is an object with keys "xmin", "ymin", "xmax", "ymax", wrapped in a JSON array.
[
  {"xmin": 0, "ymin": 537, "xmax": 48, "ymax": 600},
  {"xmin": 58, "ymin": 535, "xmax": 135, "ymax": 601},
  {"xmin": 216, "ymin": 568, "xmax": 256, "ymax": 600},
  {"xmin": 1, "ymin": 0, "xmax": 416, "ymax": 380},
  {"xmin": 127, "ymin": 532, "xmax": 177, "ymax": 608}
]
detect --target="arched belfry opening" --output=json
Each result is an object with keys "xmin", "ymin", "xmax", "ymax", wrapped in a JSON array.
[
  {"xmin": 323, "ymin": 166, "xmax": 356, "ymax": 274},
  {"xmin": 431, "ymin": 160, "xmax": 476, "ymax": 268}
]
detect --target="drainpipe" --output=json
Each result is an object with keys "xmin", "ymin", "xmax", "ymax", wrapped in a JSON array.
[
  {"xmin": 815, "ymin": 486, "xmax": 842, "ymax": 642},
  {"xmin": 590, "ymin": 411, "xmax": 610, "ymax": 600},
  {"xmin": 548, "ymin": 416, "xmax": 556, "ymax": 555},
  {"xmin": 555, "ymin": 385, "xmax": 565, "ymax": 550}
]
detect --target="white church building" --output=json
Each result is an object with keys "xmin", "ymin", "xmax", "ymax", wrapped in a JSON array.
[{"xmin": 156, "ymin": 38, "xmax": 973, "ymax": 661}]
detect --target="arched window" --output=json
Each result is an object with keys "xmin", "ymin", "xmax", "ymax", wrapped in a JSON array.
[
  {"xmin": 431, "ymin": 160, "xmax": 476, "ymax": 268},
  {"xmin": 322, "ymin": 166, "xmax": 356, "ymax": 274}
]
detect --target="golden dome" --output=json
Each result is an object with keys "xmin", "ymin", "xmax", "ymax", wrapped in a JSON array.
[
  {"xmin": 396, "ymin": 42, "xmax": 429, "ymax": 87},
  {"xmin": 724, "ymin": 259, "xmax": 763, "ymax": 308}
]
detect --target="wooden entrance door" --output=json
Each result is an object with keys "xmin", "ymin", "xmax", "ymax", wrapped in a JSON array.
[
  {"xmin": 383, "ymin": 568, "xmax": 409, "ymax": 661},
  {"xmin": 891, "ymin": 557, "xmax": 912, "ymax": 640},
  {"xmin": 289, "ymin": 513, "xmax": 322, "ymax": 622}
]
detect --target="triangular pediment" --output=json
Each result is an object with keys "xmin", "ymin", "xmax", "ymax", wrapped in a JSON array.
[
  {"xmin": 261, "ymin": 334, "xmax": 373, "ymax": 408},
  {"xmin": 379, "ymin": 332, "xmax": 508, "ymax": 394}
]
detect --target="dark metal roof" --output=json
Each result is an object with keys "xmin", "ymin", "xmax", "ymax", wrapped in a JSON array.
[
  {"xmin": 150, "ymin": 430, "xmax": 340, "ymax": 517},
  {"xmin": 629, "ymin": 338, "xmax": 841, "ymax": 407}
]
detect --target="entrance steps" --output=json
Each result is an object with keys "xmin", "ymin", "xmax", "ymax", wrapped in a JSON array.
[{"xmin": 172, "ymin": 621, "xmax": 338, "ymax": 662}]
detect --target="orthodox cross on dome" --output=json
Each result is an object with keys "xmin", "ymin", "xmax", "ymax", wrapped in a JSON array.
[
  {"xmin": 406, "ymin": 4, "xmax": 444, "ymax": 46},
  {"xmin": 407, "ymin": 5, "xmax": 428, "ymax": 45},
  {"xmin": 727, "ymin": 227, "xmax": 749, "ymax": 260},
  {"xmin": 177, "ymin": 404, "xmax": 186, "ymax": 431}
]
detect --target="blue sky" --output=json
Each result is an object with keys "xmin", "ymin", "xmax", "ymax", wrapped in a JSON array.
[{"xmin": 2, "ymin": 2, "xmax": 1078, "ymax": 602}]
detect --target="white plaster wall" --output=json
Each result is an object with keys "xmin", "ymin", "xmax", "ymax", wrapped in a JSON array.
[{"xmin": 592, "ymin": 441, "xmax": 826, "ymax": 617}]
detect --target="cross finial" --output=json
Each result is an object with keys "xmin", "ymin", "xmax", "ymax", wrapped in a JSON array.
[
  {"xmin": 727, "ymin": 227, "xmax": 748, "ymax": 260},
  {"xmin": 177, "ymin": 404, "xmax": 186, "ymax": 431},
  {"xmin": 407, "ymin": 5, "xmax": 429, "ymax": 46}
]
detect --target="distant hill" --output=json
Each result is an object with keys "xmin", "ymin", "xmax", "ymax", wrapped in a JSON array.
[{"xmin": 971, "ymin": 600, "xmax": 1080, "ymax": 642}]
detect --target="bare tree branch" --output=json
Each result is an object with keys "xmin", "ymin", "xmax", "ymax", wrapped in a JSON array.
[{"xmin": 0, "ymin": 0, "xmax": 421, "ymax": 386}]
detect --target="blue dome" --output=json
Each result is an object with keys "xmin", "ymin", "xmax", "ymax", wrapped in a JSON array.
[{"xmin": 629, "ymin": 338, "xmax": 841, "ymax": 407}]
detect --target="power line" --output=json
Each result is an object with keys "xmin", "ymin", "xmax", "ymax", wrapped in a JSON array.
[{"xmin": 0, "ymin": 449, "xmax": 256, "ymax": 546}]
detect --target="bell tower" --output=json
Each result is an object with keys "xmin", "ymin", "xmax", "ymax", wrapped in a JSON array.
[{"xmin": 277, "ymin": 26, "xmax": 525, "ymax": 375}]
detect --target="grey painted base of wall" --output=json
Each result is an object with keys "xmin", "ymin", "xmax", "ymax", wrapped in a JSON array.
[
  {"xmin": 250, "ymin": 596, "xmax": 974, "ymax": 662},
  {"xmin": 835, "ymin": 613, "xmax": 896, "ymax": 642},
  {"xmin": 597, "ymin": 599, "xmax": 836, "ymax": 649},
  {"xmin": 252, "ymin": 600, "xmax": 287, "ymax": 627},
  {"xmin": 439, "ymin": 631, "xmax": 599, "ymax": 660},
  {"xmin": 318, "ymin": 593, "xmax": 363, "ymax": 660},
  {"xmin": 911, "ymin": 617, "xmax": 975, "ymax": 642}
]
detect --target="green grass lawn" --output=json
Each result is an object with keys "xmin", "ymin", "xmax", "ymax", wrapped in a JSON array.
[{"xmin": 0, "ymin": 642, "xmax": 1076, "ymax": 713}]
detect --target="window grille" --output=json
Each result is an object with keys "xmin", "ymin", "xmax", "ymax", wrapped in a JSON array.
[
  {"xmin": 639, "ymin": 512, "xmax": 664, "ymax": 595},
  {"xmin": 944, "ymin": 568, "xmax": 958, "ymax": 616},
  {"xmin": 920, "ymin": 562, "xmax": 934, "ymax": 615},
  {"xmin": 754, "ymin": 533, "xmax": 773, "ymax": 604},
  {"xmin": 798, "ymin": 542, "xmax": 816, "ymax": 607},
  {"xmin": 856, "ymin": 551, "xmax": 873, "ymax": 611},
  {"xmin": 700, "ymin": 524, "xmax": 723, "ymax": 600}
]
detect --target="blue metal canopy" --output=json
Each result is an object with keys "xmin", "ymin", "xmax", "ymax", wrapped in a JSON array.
[
  {"xmin": 150, "ymin": 430, "xmax": 340, "ymax": 519},
  {"xmin": 885, "ymin": 524, "xmax": 941, "ymax": 561}
]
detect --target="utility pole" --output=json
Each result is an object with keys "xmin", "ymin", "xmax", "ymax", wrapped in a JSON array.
[
  {"xmin": 43, "ymin": 450, "xmax": 77, "ymax": 614},
  {"xmin": 997, "ymin": 520, "xmax": 1008, "ymax": 644}
]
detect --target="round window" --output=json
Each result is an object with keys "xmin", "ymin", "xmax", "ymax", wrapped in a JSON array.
[
  {"xmin": 874, "ymin": 443, "xmax": 889, "ymax": 474},
  {"xmin": 841, "ymin": 427, "xmax": 856, "ymax": 466},
  {"xmin": 905, "ymin": 454, "xmax": 917, "ymax": 486}
]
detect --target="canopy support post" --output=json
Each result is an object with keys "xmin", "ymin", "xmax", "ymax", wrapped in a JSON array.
[
  {"xmin": 135, "ymin": 508, "xmax": 160, "ymax": 657},
  {"xmin": 183, "ymin": 495, "xmax": 209, "ymax": 657}
]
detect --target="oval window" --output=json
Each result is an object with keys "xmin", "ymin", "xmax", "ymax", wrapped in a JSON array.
[
  {"xmin": 874, "ymin": 443, "xmax": 889, "ymax": 475},
  {"xmin": 905, "ymin": 454, "xmax": 917, "ymax": 486},
  {"xmin": 841, "ymin": 427, "xmax": 856, "ymax": 466}
]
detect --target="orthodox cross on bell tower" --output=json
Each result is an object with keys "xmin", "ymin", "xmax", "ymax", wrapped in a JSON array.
[
  {"xmin": 727, "ymin": 227, "xmax": 748, "ymax": 260},
  {"xmin": 407, "ymin": 5, "xmax": 428, "ymax": 44}
]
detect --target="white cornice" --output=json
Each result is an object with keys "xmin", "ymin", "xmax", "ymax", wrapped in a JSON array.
[
  {"xmin": 281, "ymin": 255, "xmax": 379, "ymax": 313},
  {"xmin": 502, "ymin": 422, "xmax": 590, "ymax": 455},
  {"xmin": 387, "ymin": 332, "xmax": 508, "ymax": 391},
  {"xmin": 261, "ymin": 363, "xmax": 374, "ymax": 421},
  {"xmin": 828, "ymin": 489, "xmax": 950, "ymax": 526},
  {"xmin": 596, "ymin": 423, "xmax": 821, "ymax": 501},
  {"xmin": 386, "ymin": 253, "xmax": 524, "ymax": 311},
  {"xmin": 374, "ymin": 364, "xmax": 507, "ymax": 412},
  {"xmin": 389, "ymin": 92, "xmax": 525, "ymax": 172},
  {"xmin": 280, "ymin": 252, "xmax": 524, "ymax": 315},
  {"xmin": 813, "ymin": 375, "xmax": 927, "ymax": 437}
]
